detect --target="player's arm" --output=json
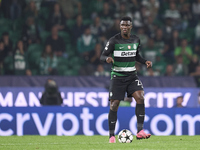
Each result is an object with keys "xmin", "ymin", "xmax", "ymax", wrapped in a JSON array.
[
  {"xmin": 100, "ymin": 39, "xmax": 115, "ymax": 64},
  {"xmin": 136, "ymin": 43, "xmax": 152, "ymax": 68}
]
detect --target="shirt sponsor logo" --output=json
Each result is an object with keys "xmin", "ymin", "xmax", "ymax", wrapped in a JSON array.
[{"xmin": 121, "ymin": 52, "xmax": 136, "ymax": 56}]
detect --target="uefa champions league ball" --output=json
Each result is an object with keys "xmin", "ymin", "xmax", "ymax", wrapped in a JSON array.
[{"xmin": 118, "ymin": 129, "xmax": 133, "ymax": 143}]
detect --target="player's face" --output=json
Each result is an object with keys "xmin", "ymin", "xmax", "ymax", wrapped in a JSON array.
[{"xmin": 120, "ymin": 20, "xmax": 132, "ymax": 36}]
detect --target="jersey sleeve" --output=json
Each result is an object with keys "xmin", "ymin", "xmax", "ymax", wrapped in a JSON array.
[
  {"xmin": 100, "ymin": 38, "xmax": 115, "ymax": 62},
  {"xmin": 135, "ymin": 41, "xmax": 147, "ymax": 64}
]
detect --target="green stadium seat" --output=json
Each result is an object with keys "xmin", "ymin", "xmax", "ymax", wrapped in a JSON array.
[
  {"xmin": 12, "ymin": 18, "xmax": 24, "ymax": 32},
  {"xmin": 26, "ymin": 44, "xmax": 43, "ymax": 74},
  {"xmin": 40, "ymin": 31, "xmax": 51, "ymax": 44},
  {"xmin": 3, "ymin": 55, "xmax": 14, "ymax": 74},
  {"xmin": 9, "ymin": 31, "xmax": 21, "ymax": 47},
  {"xmin": 27, "ymin": 44, "xmax": 43, "ymax": 54},
  {"xmin": 83, "ymin": 19, "xmax": 92, "ymax": 26},
  {"xmin": 66, "ymin": 19, "xmax": 75, "ymax": 29},
  {"xmin": 63, "ymin": 69, "xmax": 78, "ymax": 76},
  {"xmin": 39, "ymin": 7, "xmax": 50, "ymax": 20},
  {"xmin": 58, "ymin": 31, "xmax": 71, "ymax": 44}
]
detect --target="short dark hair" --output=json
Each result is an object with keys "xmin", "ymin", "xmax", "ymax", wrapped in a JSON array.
[{"xmin": 120, "ymin": 16, "xmax": 132, "ymax": 22}]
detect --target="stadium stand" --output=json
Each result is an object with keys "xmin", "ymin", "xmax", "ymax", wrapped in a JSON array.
[{"xmin": 0, "ymin": 0, "xmax": 199, "ymax": 80}]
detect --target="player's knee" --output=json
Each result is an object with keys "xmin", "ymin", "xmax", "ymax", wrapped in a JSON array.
[
  {"xmin": 136, "ymin": 95, "xmax": 144, "ymax": 104},
  {"xmin": 110, "ymin": 101, "xmax": 120, "ymax": 111}
]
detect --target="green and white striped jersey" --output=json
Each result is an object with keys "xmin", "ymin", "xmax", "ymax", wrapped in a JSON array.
[{"xmin": 101, "ymin": 33, "xmax": 146, "ymax": 77}]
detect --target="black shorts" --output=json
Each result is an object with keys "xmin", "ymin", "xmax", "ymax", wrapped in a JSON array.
[{"xmin": 109, "ymin": 75, "xmax": 143, "ymax": 100}]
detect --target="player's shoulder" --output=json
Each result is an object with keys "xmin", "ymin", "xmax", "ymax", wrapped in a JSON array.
[
  {"xmin": 108, "ymin": 33, "xmax": 121, "ymax": 43},
  {"xmin": 130, "ymin": 34, "xmax": 140, "ymax": 41}
]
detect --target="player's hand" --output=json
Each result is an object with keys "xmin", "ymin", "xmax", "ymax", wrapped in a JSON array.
[
  {"xmin": 145, "ymin": 61, "xmax": 152, "ymax": 68},
  {"xmin": 106, "ymin": 57, "xmax": 114, "ymax": 64}
]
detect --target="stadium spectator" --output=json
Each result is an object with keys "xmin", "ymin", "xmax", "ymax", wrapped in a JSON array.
[
  {"xmin": 129, "ymin": 0, "xmax": 141, "ymax": 11},
  {"xmin": 190, "ymin": 65, "xmax": 200, "ymax": 76},
  {"xmin": 109, "ymin": 0, "xmax": 120, "ymax": 13},
  {"xmin": 175, "ymin": 96, "xmax": 184, "ymax": 107},
  {"xmin": 1, "ymin": 32, "xmax": 13, "ymax": 56},
  {"xmin": 153, "ymin": 53, "xmax": 167, "ymax": 76},
  {"xmin": 77, "ymin": 27, "xmax": 97, "ymax": 75},
  {"xmin": 194, "ymin": 21, "xmax": 200, "ymax": 42},
  {"xmin": 94, "ymin": 64, "xmax": 110, "ymax": 77},
  {"xmin": 46, "ymin": 3, "xmax": 66, "ymax": 31},
  {"xmin": 114, "ymin": 2, "xmax": 133, "ymax": 19},
  {"xmin": 144, "ymin": 68, "xmax": 159, "ymax": 76},
  {"xmin": 154, "ymin": 28, "xmax": 165, "ymax": 51},
  {"xmin": 10, "ymin": 0, "xmax": 22, "ymax": 20},
  {"xmin": 192, "ymin": 0, "xmax": 200, "ymax": 20},
  {"xmin": 173, "ymin": 55, "xmax": 188, "ymax": 76},
  {"xmin": 58, "ymin": 0, "xmax": 81, "ymax": 19},
  {"xmin": 22, "ymin": 16, "xmax": 40, "ymax": 46},
  {"xmin": 25, "ymin": 0, "xmax": 41, "ymax": 11},
  {"xmin": 174, "ymin": 39, "xmax": 193, "ymax": 65},
  {"xmin": 135, "ymin": 62, "xmax": 143, "ymax": 76},
  {"xmin": 144, "ymin": 16, "xmax": 157, "ymax": 37},
  {"xmin": 39, "ymin": 44, "xmax": 58, "ymax": 75},
  {"xmin": 0, "ymin": 0, "xmax": 11, "ymax": 18},
  {"xmin": 40, "ymin": 79, "xmax": 63, "ymax": 105},
  {"xmin": 45, "ymin": 26, "xmax": 65, "ymax": 56},
  {"xmin": 97, "ymin": 34, "xmax": 107, "ymax": 50},
  {"xmin": 194, "ymin": 44, "xmax": 200, "ymax": 56},
  {"xmin": 136, "ymin": 27, "xmax": 148, "ymax": 48},
  {"xmin": 198, "ymin": 92, "xmax": 200, "ymax": 105},
  {"xmin": 40, "ymin": 0, "xmax": 57, "ymax": 8},
  {"xmin": 72, "ymin": 14, "xmax": 85, "ymax": 44},
  {"xmin": 167, "ymin": 30, "xmax": 181, "ymax": 53},
  {"xmin": 77, "ymin": 27, "xmax": 96, "ymax": 56},
  {"xmin": 132, "ymin": 5, "xmax": 150, "ymax": 29},
  {"xmin": 188, "ymin": 54, "xmax": 199, "ymax": 74},
  {"xmin": 164, "ymin": 2, "xmax": 181, "ymax": 27},
  {"xmin": 24, "ymin": 1, "xmax": 38, "ymax": 19},
  {"xmin": 0, "ymin": 41, "xmax": 6, "ymax": 75},
  {"xmin": 90, "ymin": 0, "xmax": 104, "ymax": 18},
  {"xmin": 141, "ymin": 0, "xmax": 160, "ymax": 20},
  {"xmin": 142, "ymin": 38, "xmax": 160, "ymax": 63},
  {"xmin": 99, "ymin": 2, "xmax": 114, "ymax": 30},
  {"xmin": 0, "ymin": 41, "xmax": 6, "ymax": 65},
  {"xmin": 161, "ymin": 43, "xmax": 173, "ymax": 63},
  {"xmin": 162, "ymin": 17, "xmax": 174, "ymax": 40},
  {"xmin": 164, "ymin": 64, "xmax": 174, "ymax": 76},
  {"xmin": 90, "ymin": 16, "xmax": 106, "ymax": 36},
  {"xmin": 179, "ymin": 3, "xmax": 193, "ymax": 30},
  {"xmin": 13, "ymin": 40, "xmax": 30, "ymax": 75},
  {"xmin": 89, "ymin": 43, "xmax": 102, "ymax": 67},
  {"xmin": 106, "ymin": 18, "xmax": 120, "ymax": 39}
]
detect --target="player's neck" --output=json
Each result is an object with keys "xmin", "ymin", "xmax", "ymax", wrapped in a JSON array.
[{"xmin": 121, "ymin": 33, "xmax": 130, "ymax": 39}]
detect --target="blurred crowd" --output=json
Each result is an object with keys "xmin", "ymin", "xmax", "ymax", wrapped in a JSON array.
[{"xmin": 0, "ymin": 0, "xmax": 200, "ymax": 77}]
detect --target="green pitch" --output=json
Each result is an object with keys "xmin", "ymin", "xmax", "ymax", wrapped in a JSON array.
[{"xmin": 0, "ymin": 135, "xmax": 200, "ymax": 150}]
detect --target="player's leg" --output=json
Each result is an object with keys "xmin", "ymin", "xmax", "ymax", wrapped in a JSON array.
[
  {"xmin": 109, "ymin": 99, "xmax": 120, "ymax": 143},
  {"xmin": 132, "ymin": 90, "xmax": 145, "ymax": 132},
  {"xmin": 132, "ymin": 90, "xmax": 151, "ymax": 139},
  {"xmin": 108, "ymin": 78, "xmax": 125, "ymax": 143},
  {"xmin": 109, "ymin": 100, "xmax": 120, "ymax": 137},
  {"xmin": 127, "ymin": 76, "xmax": 151, "ymax": 139}
]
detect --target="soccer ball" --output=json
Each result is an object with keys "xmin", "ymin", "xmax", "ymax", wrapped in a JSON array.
[{"xmin": 118, "ymin": 129, "xmax": 133, "ymax": 143}]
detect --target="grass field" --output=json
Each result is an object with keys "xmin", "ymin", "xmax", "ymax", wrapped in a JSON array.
[{"xmin": 0, "ymin": 135, "xmax": 200, "ymax": 150}]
